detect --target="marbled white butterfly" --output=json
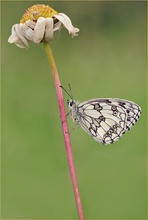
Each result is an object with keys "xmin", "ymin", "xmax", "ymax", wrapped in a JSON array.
[{"xmin": 62, "ymin": 86, "xmax": 142, "ymax": 144}]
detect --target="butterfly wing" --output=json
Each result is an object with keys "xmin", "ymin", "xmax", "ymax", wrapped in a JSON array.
[{"xmin": 77, "ymin": 98, "xmax": 141, "ymax": 144}]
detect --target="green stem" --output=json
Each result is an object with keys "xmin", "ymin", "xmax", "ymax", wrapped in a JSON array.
[{"xmin": 44, "ymin": 41, "xmax": 85, "ymax": 220}]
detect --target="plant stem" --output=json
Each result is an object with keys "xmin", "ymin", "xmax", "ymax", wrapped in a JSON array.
[{"xmin": 43, "ymin": 41, "xmax": 85, "ymax": 220}]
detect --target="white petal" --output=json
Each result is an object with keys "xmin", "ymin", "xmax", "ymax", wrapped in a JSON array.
[
  {"xmin": 45, "ymin": 18, "xmax": 54, "ymax": 41},
  {"xmin": 25, "ymin": 20, "xmax": 36, "ymax": 29},
  {"xmin": 53, "ymin": 21, "xmax": 62, "ymax": 32},
  {"xmin": 33, "ymin": 17, "xmax": 46, "ymax": 43},
  {"xmin": 8, "ymin": 25, "xmax": 20, "ymax": 43},
  {"xmin": 19, "ymin": 23, "xmax": 34, "ymax": 41},
  {"xmin": 8, "ymin": 33, "xmax": 19, "ymax": 43},
  {"xmin": 11, "ymin": 24, "xmax": 17, "ymax": 35},
  {"xmin": 8, "ymin": 24, "xmax": 29, "ymax": 48},
  {"xmin": 15, "ymin": 40, "xmax": 29, "ymax": 48},
  {"xmin": 8, "ymin": 33, "xmax": 28, "ymax": 48},
  {"xmin": 54, "ymin": 13, "xmax": 79, "ymax": 36},
  {"xmin": 15, "ymin": 24, "xmax": 29, "ymax": 47}
]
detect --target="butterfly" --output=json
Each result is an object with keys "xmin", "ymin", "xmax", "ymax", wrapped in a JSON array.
[{"xmin": 61, "ymin": 86, "xmax": 142, "ymax": 144}]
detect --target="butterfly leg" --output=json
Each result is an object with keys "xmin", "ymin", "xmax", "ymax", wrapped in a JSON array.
[{"xmin": 68, "ymin": 123, "xmax": 80, "ymax": 134}]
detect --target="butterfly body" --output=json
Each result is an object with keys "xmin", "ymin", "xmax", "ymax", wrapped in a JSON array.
[{"xmin": 68, "ymin": 98, "xmax": 141, "ymax": 144}]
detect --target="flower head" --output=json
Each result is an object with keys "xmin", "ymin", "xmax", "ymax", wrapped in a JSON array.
[{"xmin": 8, "ymin": 4, "xmax": 80, "ymax": 48}]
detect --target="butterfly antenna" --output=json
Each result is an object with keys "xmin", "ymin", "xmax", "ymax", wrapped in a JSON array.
[
  {"xmin": 68, "ymin": 83, "xmax": 73, "ymax": 100},
  {"xmin": 60, "ymin": 85, "xmax": 73, "ymax": 99}
]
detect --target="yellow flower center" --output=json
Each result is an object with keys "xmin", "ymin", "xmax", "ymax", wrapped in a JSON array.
[{"xmin": 20, "ymin": 4, "xmax": 58, "ymax": 23}]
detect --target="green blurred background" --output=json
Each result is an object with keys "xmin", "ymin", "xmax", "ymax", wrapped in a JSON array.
[{"xmin": 2, "ymin": 1, "xmax": 147, "ymax": 219}]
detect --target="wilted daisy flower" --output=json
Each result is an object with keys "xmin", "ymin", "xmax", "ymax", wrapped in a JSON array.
[{"xmin": 8, "ymin": 4, "xmax": 80, "ymax": 48}]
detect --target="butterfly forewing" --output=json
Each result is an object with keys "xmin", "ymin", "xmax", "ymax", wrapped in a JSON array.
[{"xmin": 68, "ymin": 98, "xmax": 141, "ymax": 144}]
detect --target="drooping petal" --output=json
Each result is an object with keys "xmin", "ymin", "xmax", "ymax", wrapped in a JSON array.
[
  {"xmin": 33, "ymin": 17, "xmax": 46, "ymax": 43},
  {"xmin": 19, "ymin": 23, "xmax": 34, "ymax": 41},
  {"xmin": 25, "ymin": 20, "xmax": 36, "ymax": 29},
  {"xmin": 8, "ymin": 33, "xmax": 28, "ymax": 48},
  {"xmin": 15, "ymin": 24, "xmax": 29, "ymax": 47},
  {"xmin": 53, "ymin": 21, "xmax": 62, "ymax": 32},
  {"xmin": 8, "ymin": 25, "xmax": 20, "ymax": 44},
  {"xmin": 45, "ymin": 18, "xmax": 54, "ymax": 41},
  {"xmin": 8, "ymin": 24, "xmax": 29, "ymax": 48},
  {"xmin": 54, "ymin": 13, "xmax": 79, "ymax": 37},
  {"xmin": 15, "ymin": 40, "xmax": 29, "ymax": 48}
]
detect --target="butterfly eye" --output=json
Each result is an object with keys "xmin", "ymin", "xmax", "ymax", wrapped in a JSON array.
[{"xmin": 69, "ymin": 100, "xmax": 74, "ymax": 107}]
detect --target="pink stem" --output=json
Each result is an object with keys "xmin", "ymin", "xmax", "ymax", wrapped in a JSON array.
[{"xmin": 44, "ymin": 42, "xmax": 85, "ymax": 220}]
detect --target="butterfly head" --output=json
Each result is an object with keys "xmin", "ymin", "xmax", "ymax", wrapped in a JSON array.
[
  {"xmin": 67, "ymin": 99, "xmax": 75, "ymax": 109},
  {"xmin": 67, "ymin": 99, "xmax": 80, "ymax": 122}
]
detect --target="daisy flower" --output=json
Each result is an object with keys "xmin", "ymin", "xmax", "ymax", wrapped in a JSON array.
[{"xmin": 8, "ymin": 4, "xmax": 80, "ymax": 48}]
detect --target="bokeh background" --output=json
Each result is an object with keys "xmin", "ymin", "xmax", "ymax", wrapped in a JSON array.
[{"xmin": 2, "ymin": 1, "xmax": 147, "ymax": 219}]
